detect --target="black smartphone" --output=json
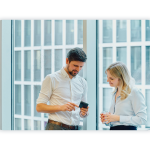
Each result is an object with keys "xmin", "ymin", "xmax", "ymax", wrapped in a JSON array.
[{"xmin": 79, "ymin": 101, "xmax": 89, "ymax": 108}]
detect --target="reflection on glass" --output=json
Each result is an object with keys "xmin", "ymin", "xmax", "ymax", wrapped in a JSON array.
[
  {"xmin": 66, "ymin": 20, "xmax": 74, "ymax": 45},
  {"xmin": 15, "ymin": 85, "xmax": 21, "ymax": 115},
  {"xmin": 103, "ymin": 88, "xmax": 112, "ymax": 111},
  {"xmin": 146, "ymin": 20, "xmax": 150, "ymax": 41},
  {"xmin": 24, "ymin": 119, "xmax": 31, "ymax": 130},
  {"xmin": 131, "ymin": 20, "xmax": 141, "ymax": 42},
  {"xmin": 55, "ymin": 20, "xmax": 62, "ymax": 45},
  {"xmin": 15, "ymin": 51, "xmax": 21, "ymax": 81},
  {"xmin": 103, "ymin": 47, "xmax": 112, "ymax": 83},
  {"xmin": 116, "ymin": 47, "xmax": 127, "ymax": 65},
  {"xmin": 78, "ymin": 20, "xmax": 83, "ymax": 44},
  {"xmin": 15, "ymin": 118, "xmax": 21, "ymax": 130},
  {"xmin": 24, "ymin": 20, "xmax": 31, "ymax": 47},
  {"xmin": 34, "ymin": 120, "xmax": 41, "ymax": 130},
  {"xmin": 131, "ymin": 46, "xmax": 141, "ymax": 84},
  {"xmin": 24, "ymin": 85, "xmax": 31, "ymax": 116},
  {"xmin": 146, "ymin": 46, "xmax": 150, "ymax": 84},
  {"xmin": 116, "ymin": 20, "xmax": 126, "ymax": 42},
  {"xmin": 44, "ymin": 50, "xmax": 51, "ymax": 77},
  {"xmin": 44, "ymin": 113, "xmax": 48, "ymax": 118},
  {"xmin": 24, "ymin": 50, "xmax": 31, "ymax": 81},
  {"xmin": 66, "ymin": 49, "xmax": 70, "ymax": 57},
  {"xmin": 34, "ymin": 50, "xmax": 41, "ymax": 81},
  {"xmin": 34, "ymin": 20, "xmax": 41, "ymax": 46},
  {"xmin": 34, "ymin": 85, "xmax": 41, "ymax": 117},
  {"xmin": 55, "ymin": 49, "xmax": 62, "ymax": 71},
  {"xmin": 44, "ymin": 121, "xmax": 47, "ymax": 129},
  {"xmin": 15, "ymin": 20, "xmax": 21, "ymax": 47},
  {"xmin": 103, "ymin": 20, "xmax": 112, "ymax": 43},
  {"xmin": 44, "ymin": 20, "xmax": 51, "ymax": 46},
  {"xmin": 145, "ymin": 90, "xmax": 150, "ymax": 128}
]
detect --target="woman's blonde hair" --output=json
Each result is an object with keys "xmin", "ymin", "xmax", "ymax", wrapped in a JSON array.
[{"xmin": 105, "ymin": 62, "xmax": 135, "ymax": 100}]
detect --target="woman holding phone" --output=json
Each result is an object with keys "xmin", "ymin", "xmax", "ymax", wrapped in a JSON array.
[{"xmin": 100, "ymin": 62, "xmax": 147, "ymax": 130}]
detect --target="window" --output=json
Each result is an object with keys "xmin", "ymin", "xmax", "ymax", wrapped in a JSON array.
[
  {"xmin": 34, "ymin": 20, "xmax": 41, "ymax": 46},
  {"xmin": 116, "ymin": 20, "xmax": 126, "ymax": 42},
  {"xmin": 146, "ymin": 20, "xmax": 150, "ymax": 41},
  {"xmin": 12, "ymin": 20, "xmax": 84, "ymax": 130},
  {"xmin": 15, "ymin": 20, "xmax": 21, "ymax": 47},
  {"xmin": 103, "ymin": 20, "xmax": 112, "ymax": 43},
  {"xmin": 131, "ymin": 20, "xmax": 141, "ymax": 42},
  {"xmin": 66, "ymin": 20, "xmax": 74, "ymax": 45},
  {"xmin": 24, "ymin": 20, "xmax": 31, "ymax": 47}
]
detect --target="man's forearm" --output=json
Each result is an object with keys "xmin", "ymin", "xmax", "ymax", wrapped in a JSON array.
[{"xmin": 36, "ymin": 103, "xmax": 62, "ymax": 113}]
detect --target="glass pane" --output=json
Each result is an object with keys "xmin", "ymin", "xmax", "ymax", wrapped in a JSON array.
[
  {"xmin": 34, "ymin": 20, "xmax": 41, "ymax": 46},
  {"xmin": 15, "ymin": 51, "xmax": 21, "ymax": 81},
  {"xmin": 15, "ymin": 118, "xmax": 21, "ymax": 130},
  {"xmin": 34, "ymin": 120, "xmax": 41, "ymax": 130},
  {"xmin": 34, "ymin": 50, "xmax": 41, "ymax": 81},
  {"xmin": 116, "ymin": 20, "xmax": 126, "ymax": 42},
  {"xmin": 66, "ymin": 49, "xmax": 70, "ymax": 57},
  {"xmin": 15, "ymin": 20, "xmax": 21, "ymax": 47},
  {"xmin": 24, "ymin": 85, "xmax": 31, "ymax": 116},
  {"xmin": 146, "ymin": 20, "xmax": 150, "ymax": 41},
  {"xmin": 55, "ymin": 20, "xmax": 62, "ymax": 45},
  {"xmin": 44, "ymin": 121, "xmax": 47, "ymax": 129},
  {"xmin": 116, "ymin": 47, "xmax": 127, "ymax": 65},
  {"xmin": 103, "ymin": 47, "xmax": 113, "ymax": 83},
  {"xmin": 146, "ymin": 46, "xmax": 150, "ymax": 84},
  {"xmin": 44, "ymin": 20, "xmax": 52, "ymax": 46},
  {"xmin": 78, "ymin": 20, "xmax": 83, "ymax": 44},
  {"xmin": 103, "ymin": 88, "xmax": 112, "ymax": 111},
  {"xmin": 34, "ymin": 85, "xmax": 41, "ymax": 117},
  {"xmin": 131, "ymin": 46, "xmax": 141, "ymax": 84},
  {"xmin": 15, "ymin": 85, "xmax": 21, "ymax": 115},
  {"xmin": 44, "ymin": 50, "xmax": 51, "ymax": 77},
  {"xmin": 24, "ymin": 119, "xmax": 31, "ymax": 130},
  {"xmin": 55, "ymin": 49, "xmax": 62, "ymax": 72},
  {"xmin": 24, "ymin": 20, "xmax": 31, "ymax": 47},
  {"xmin": 145, "ymin": 90, "xmax": 150, "ymax": 128},
  {"xmin": 66, "ymin": 20, "xmax": 74, "ymax": 45},
  {"xmin": 44, "ymin": 113, "xmax": 48, "ymax": 118},
  {"xmin": 24, "ymin": 50, "xmax": 31, "ymax": 81},
  {"xmin": 131, "ymin": 20, "xmax": 141, "ymax": 42},
  {"xmin": 103, "ymin": 20, "xmax": 112, "ymax": 43}
]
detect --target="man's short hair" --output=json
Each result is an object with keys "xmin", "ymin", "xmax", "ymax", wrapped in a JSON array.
[{"xmin": 67, "ymin": 47, "xmax": 87, "ymax": 63}]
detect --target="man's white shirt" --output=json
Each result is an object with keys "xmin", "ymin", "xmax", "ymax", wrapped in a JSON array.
[{"xmin": 36, "ymin": 67, "xmax": 88, "ymax": 126}]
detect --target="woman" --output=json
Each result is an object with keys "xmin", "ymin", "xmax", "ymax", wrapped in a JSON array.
[{"xmin": 100, "ymin": 62, "xmax": 147, "ymax": 130}]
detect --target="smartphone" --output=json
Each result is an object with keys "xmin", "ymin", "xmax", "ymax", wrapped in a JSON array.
[{"xmin": 79, "ymin": 101, "xmax": 89, "ymax": 108}]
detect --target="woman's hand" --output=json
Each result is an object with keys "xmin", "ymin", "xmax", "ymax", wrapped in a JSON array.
[{"xmin": 100, "ymin": 113, "xmax": 120, "ymax": 124}]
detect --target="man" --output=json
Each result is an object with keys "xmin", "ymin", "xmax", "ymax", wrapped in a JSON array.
[{"xmin": 36, "ymin": 47, "xmax": 89, "ymax": 130}]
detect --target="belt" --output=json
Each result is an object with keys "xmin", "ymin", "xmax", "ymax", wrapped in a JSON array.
[{"xmin": 48, "ymin": 119, "xmax": 78, "ymax": 130}]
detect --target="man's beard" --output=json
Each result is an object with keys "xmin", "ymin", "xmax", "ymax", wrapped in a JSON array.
[{"xmin": 67, "ymin": 66, "xmax": 78, "ymax": 77}]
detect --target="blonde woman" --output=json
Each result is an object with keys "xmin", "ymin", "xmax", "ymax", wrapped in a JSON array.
[{"xmin": 100, "ymin": 62, "xmax": 147, "ymax": 130}]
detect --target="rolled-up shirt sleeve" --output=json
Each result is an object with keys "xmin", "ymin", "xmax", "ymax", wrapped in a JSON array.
[
  {"xmin": 120, "ymin": 88, "xmax": 147, "ymax": 126},
  {"xmin": 79, "ymin": 80, "xmax": 89, "ymax": 118},
  {"xmin": 36, "ymin": 75, "xmax": 52, "ymax": 104}
]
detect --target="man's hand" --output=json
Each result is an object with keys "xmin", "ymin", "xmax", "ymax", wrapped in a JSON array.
[
  {"xmin": 61, "ymin": 102, "xmax": 79, "ymax": 112},
  {"xmin": 80, "ymin": 106, "xmax": 89, "ymax": 116}
]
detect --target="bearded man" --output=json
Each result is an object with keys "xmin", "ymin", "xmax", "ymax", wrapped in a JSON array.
[{"xmin": 36, "ymin": 47, "xmax": 89, "ymax": 130}]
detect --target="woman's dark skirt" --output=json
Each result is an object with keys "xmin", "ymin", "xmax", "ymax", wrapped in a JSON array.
[{"xmin": 110, "ymin": 125, "xmax": 137, "ymax": 130}]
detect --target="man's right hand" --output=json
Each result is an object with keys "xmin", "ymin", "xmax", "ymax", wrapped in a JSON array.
[{"xmin": 61, "ymin": 102, "xmax": 79, "ymax": 112}]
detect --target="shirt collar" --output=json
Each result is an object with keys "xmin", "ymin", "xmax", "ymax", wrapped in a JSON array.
[
  {"xmin": 61, "ymin": 67, "xmax": 77, "ymax": 79},
  {"xmin": 114, "ymin": 88, "xmax": 121, "ymax": 98}
]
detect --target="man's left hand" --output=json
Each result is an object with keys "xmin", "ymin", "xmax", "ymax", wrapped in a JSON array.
[{"xmin": 80, "ymin": 106, "xmax": 89, "ymax": 116}]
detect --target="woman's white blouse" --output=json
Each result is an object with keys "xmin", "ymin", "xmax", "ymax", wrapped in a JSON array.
[{"xmin": 109, "ymin": 87, "xmax": 147, "ymax": 127}]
